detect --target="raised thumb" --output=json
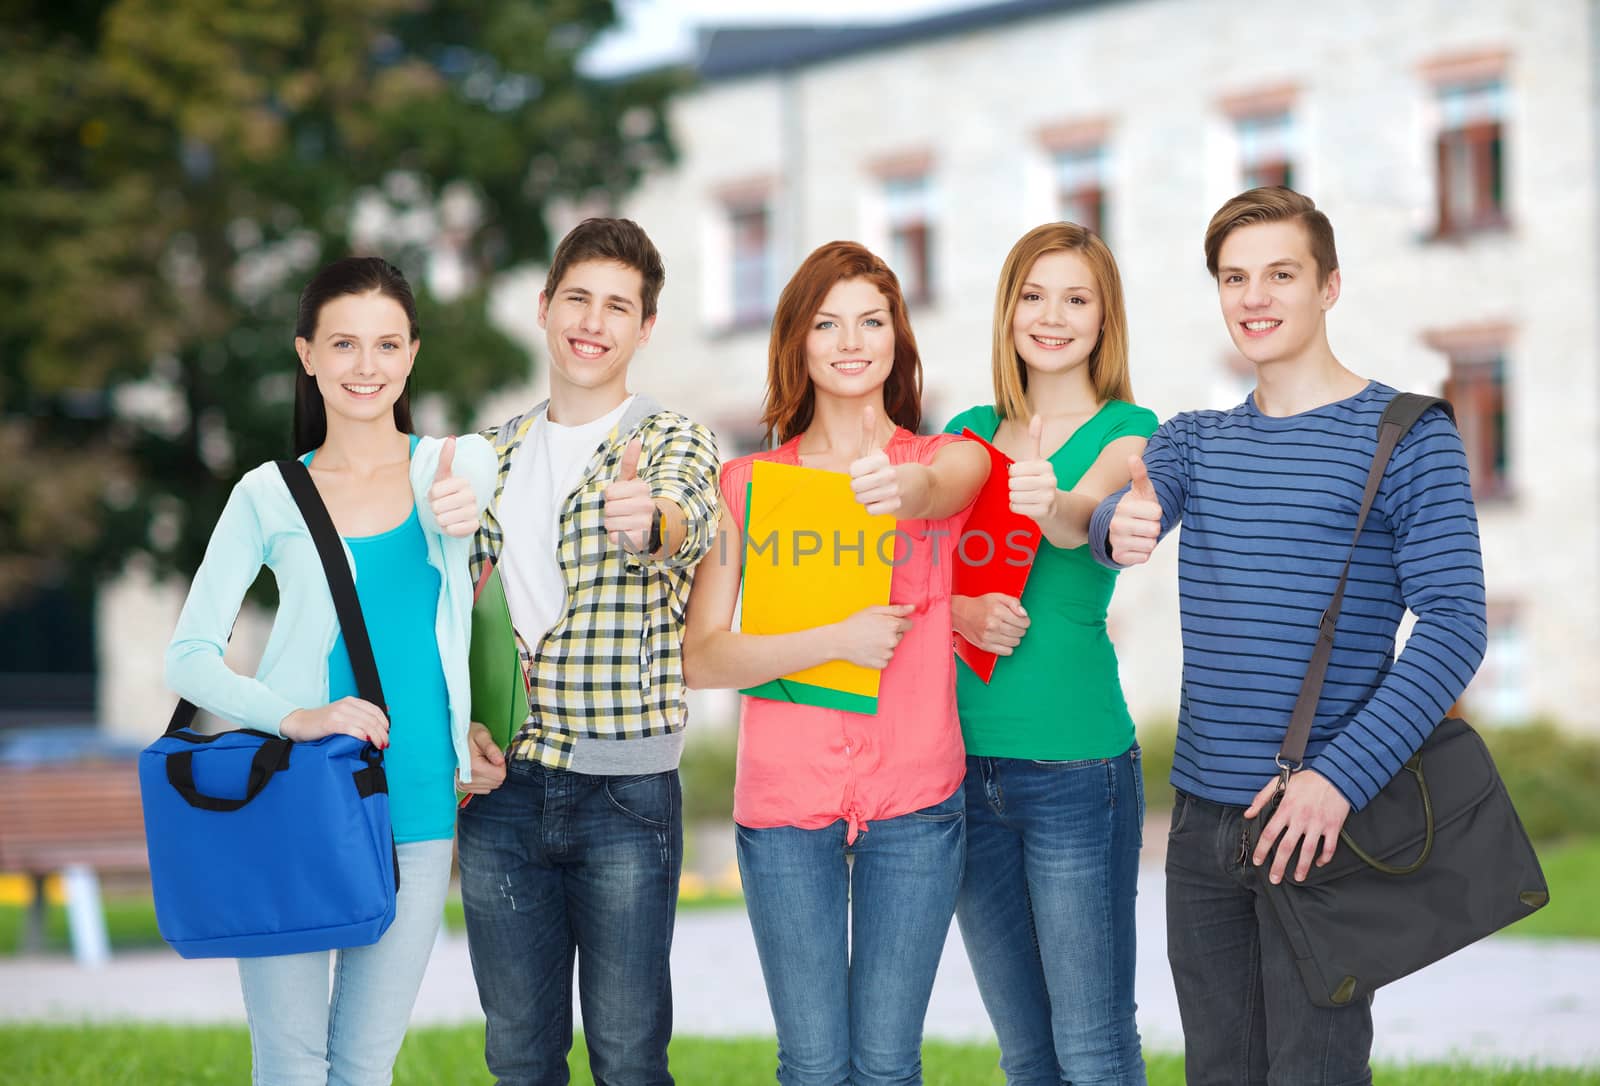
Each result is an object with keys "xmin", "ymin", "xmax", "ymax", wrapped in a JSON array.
[
  {"xmin": 1027, "ymin": 414, "xmax": 1043, "ymax": 461},
  {"xmin": 434, "ymin": 435, "xmax": 456, "ymax": 483},
  {"xmin": 859, "ymin": 404, "xmax": 878, "ymax": 460},
  {"xmin": 618, "ymin": 438, "xmax": 643, "ymax": 483},
  {"xmin": 1129, "ymin": 454, "xmax": 1156, "ymax": 501}
]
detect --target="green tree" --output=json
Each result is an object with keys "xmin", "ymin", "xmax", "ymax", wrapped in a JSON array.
[{"xmin": 0, "ymin": 0, "xmax": 681, "ymax": 603}]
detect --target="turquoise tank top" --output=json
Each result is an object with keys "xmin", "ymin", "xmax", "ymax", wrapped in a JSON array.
[{"xmin": 312, "ymin": 440, "xmax": 456, "ymax": 843}]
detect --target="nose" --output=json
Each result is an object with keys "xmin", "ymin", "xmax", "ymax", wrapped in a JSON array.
[
  {"xmin": 837, "ymin": 323, "xmax": 861, "ymax": 351},
  {"xmin": 1041, "ymin": 296, "xmax": 1069, "ymax": 325},
  {"xmin": 578, "ymin": 299, "xmax": 606, "ymax": 331},
  {"xmin": 1241, "ymin": 277, "xmax": 1271, "ymax": 309}
]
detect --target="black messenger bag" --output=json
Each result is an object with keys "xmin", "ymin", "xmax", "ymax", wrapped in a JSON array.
[{"xmin": 1245, "ymin": 393, "xmax": 1548, "ymax": 1009}]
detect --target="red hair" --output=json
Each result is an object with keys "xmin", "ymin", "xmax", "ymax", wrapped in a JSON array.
[{"xmin": 761, "ymin": 241, "xmax": 924, "ymax": 446}]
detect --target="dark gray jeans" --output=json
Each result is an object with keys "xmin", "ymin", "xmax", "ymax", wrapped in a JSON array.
[{"xmin": 1165, "ymin": 789, "xmax": 1374, "ymax": 1086}]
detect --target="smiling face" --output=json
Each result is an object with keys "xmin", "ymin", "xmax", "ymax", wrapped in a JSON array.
[
  {"xmin": 295, "ymin": 291, "xmax": 418, "ymax": 426},
  {"xmin": 1011, "ymin": 249, "xmax": 1104, "ymax": 381},
  {"xmin": 1215, "ymin": 218, "xmax": 1340, "ymax": 368},
  {"xmin": 538, "ymin": 258, "xmax": 656, "ymax": 403},
  {"xmin": 804, "ymin": 277, "xmax": 896, "ymax": 403}
]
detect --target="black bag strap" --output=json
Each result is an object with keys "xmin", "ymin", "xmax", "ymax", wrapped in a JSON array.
[
  {"xmin": 163, "ymin": 459, "xmax": 388, "ymax": 737},
  {"xmin": 274, "ymin": 459, "xmax": 388, "ymax": 714},
  {"xmin": 1277, "ymin": 393, "xmax": 1456, "ymax": 769}
]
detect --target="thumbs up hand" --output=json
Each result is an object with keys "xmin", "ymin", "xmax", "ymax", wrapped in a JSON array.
[
  {"xmin": 604, "ymin": 437, "xmax": 655, "ymax": 552},
  {"xmin": 1107, "ymin": 454, "xmax": 1163, "ymax": 566},
  {"xmin": 848, "ymin": 405, "xmax": 902, "ymax": 516},
  {"xmin": 1007, "ymin": 414, "xmax": 1059, "ymax": 523},
  {"xmin": 428, "ymin": 436, "xmax": 480, "ymax": 538}
]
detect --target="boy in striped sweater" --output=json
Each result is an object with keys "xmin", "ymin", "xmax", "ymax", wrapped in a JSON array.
[{"xmin": 1091, "ymin": 187, "xmax": 1487, "ymax": 1085}]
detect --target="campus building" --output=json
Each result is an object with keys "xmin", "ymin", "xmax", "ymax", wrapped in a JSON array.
[{"xmin": 527, "ymin": 0, "xmax": 1599, "ymax": 732}]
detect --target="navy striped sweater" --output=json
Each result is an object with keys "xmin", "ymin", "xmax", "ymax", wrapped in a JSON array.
[{"xmin": 1089, "ymin": 382, "xmax": 1487, "ymax": 811}]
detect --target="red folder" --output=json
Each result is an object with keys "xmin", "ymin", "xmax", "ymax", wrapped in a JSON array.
[{"xmin": 952, "ymin": 429, "xmax": 1042, "ymax": 683}]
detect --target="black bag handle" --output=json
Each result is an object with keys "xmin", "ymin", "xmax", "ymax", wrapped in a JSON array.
[
  {"xmin": 165, "ymin": 738, "xmax": 292, "ymax": 812},
  {"xmin": 161, "ymin": 459, "xmax": 388, "ymax": 810}
]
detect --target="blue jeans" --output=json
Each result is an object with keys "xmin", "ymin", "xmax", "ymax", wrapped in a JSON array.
[
  {"xmin": 956, "ymin": 749, "xmax": 1147, "ymax": 1086},
  {"xmin": 457, "ymin": 762, "xmax": 681, "ymax": 1086},
  {"xmin": 237, "ymin": 837, "xmax": 454, "ymax": 1086},
  {"xmin": 1165, "ymin": 790, "xmax": 1373, "ymax": 1086},
  {"xmin": 735, "ymin": 786, "xmax": 965, "ymax": 1086}
]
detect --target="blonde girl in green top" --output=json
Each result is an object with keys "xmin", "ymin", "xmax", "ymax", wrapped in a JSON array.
[{"xmin": 945, "ymin": 222, "xmax": 1157, "ymax": 1085}]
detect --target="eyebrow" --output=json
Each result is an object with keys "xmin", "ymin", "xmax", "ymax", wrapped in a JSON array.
[
  {"xmin": 325, "ymin": 331, "xmax": 406, "ymax": 340},
  {"xmin": 564, "ymin": 287, "xmax": 636, "ymax": 309},
  {"xmin": 1217, "ymin": 258, "xmax": 1303, "ymax": 274},
  {"xmin": 1021, "ymin": 281, "xmax": 1096, "ymax": 294},
  {"xmin": 816, "ymin": 308, "xmax": 889, "ymax": 319}
]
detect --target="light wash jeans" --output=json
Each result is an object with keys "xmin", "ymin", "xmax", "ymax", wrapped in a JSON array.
[
  {"xmin": 956, "ymin": 748, "xmax": 1146, "ymax": 1086},
  {"xmin": 237, "ymin": 838, "xmax": 454, "ymax": 1086},
  {"xmin": 736, "ymin": 786, "xmax": 966, "ymax": 1086}
]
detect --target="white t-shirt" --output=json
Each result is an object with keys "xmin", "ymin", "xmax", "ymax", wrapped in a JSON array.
[{"xmin": 498, "ymin": 396, "xmax": 634, "ymax": 653}]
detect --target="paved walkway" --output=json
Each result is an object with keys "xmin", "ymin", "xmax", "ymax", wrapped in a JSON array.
[{"xmin": 4, "ymin": 866, "xmax": 1598, "ymax": 1069}]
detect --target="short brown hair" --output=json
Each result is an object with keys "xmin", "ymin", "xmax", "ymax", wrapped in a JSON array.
[
  {"xmin": 544, "ymin": 217, "xmax": 666, "ymax": 319},
  {"xmin": 991, "ymin": 222, "xmax": 1134, "ymax": 420},
  {"xmin": 761, "ymin": 242, "xmax": 923, "ymax": 446},
  {"xmin": 1204, "ymin": 187, "xmax": 1338, "ymax": 285}
]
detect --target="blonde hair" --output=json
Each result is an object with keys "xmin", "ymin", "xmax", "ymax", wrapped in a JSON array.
[{"xmin": 991, "ymin": 223, "xmax": 1132, "ymax": 419}]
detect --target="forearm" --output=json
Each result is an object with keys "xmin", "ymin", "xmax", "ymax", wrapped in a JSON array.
[
  {"xmin": 896, "ymin": 463, "xmax": 974, "ymax": 520},
  {"xmin": 1036, "ymin": 490, "xmax": 1098, "ymax": 550},
  {"xmin": 684, "ymin": 624, "xmax": 841, "ymax": 690}
]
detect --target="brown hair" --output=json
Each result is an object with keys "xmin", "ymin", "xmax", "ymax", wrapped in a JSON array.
[
  {"xmin": 991, "ymin": 222, "xmax": 1132, "ymax": 419},
  {"xmin": 544, "ymin": 217, "xmax": 666, "ymax": 319},
  {"xmin": 1204, "ymin": 186, "xmax": 1338, "ymax": 285},
  {"xmin": 761, "ymin": 241, "xmax": 924, "ymax": 446}
]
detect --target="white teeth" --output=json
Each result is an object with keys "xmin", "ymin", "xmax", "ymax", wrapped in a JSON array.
[
  {"xmin": 344, "ymin": 385, "xmax": 381, "ymax": 394},
  {"xmin": 833, "ymin": 361, "xmax": 869, "ymax": 373},
  {"xmin": 572, "ymin": 342, "xmax": 605, "ymax": 357},
  {"xmin": 1244, "ymin": 320, "xmax": 1281, "ymax": 332},
  {"xmin": 1034, "ymin": 336, "xmax": 1070, "ymax": 347}
]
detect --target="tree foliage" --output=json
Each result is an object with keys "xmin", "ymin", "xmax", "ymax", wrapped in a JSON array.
[{"xmin": 0, "ymin": 0, "xmax": 682, "ymax": 602}]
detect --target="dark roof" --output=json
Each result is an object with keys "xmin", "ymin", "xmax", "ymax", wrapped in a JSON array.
[{"xmin": 696, "ymin": 0, "xmax": 1121, "ymax": 81}]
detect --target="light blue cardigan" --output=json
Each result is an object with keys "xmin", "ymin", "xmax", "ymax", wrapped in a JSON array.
[{"xmin": 164, "ymin": 434, "xmax": 497, "ymax": 781}]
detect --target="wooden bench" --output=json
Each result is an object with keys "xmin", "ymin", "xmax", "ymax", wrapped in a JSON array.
[{"xmin": 0, "ymin": 759, "xmax": 148, "ymax": 965}]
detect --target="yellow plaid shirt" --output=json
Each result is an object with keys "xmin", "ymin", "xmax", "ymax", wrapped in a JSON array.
[{"xmin": 471, "ymin": 398, "xmax": 721, "ymax": 769}]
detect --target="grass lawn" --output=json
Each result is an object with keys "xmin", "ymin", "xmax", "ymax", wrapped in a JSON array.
[{"xmin": 1, "ymin": 1025, "xmax": 1596, "ymax": 1085}]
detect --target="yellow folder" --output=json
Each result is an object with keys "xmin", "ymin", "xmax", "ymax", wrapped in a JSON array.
[{"xmin": 739, "ymin": 460, "xmax": 898, "ymax": 715}]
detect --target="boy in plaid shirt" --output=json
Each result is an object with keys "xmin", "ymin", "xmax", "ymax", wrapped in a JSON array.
[{"xmin": 457, "ymin": 218, "xmax": 720, "ymax": 1086}]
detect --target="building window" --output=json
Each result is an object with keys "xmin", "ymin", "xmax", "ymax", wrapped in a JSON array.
[
  {"xmin": 1468, "ymin": 602, "xmax": 1529, "ymax": 722},
  {"xmin": 728, "ymin": 202, "xmax": 772, "ymax": 327},
  {"xmin": 883, "ymin": 175, "xmax": 934, "ymax": 306},
  {"xmin": 1442, "ymin": 349, "xmax": 1511, "ymax": 500},
  {"xmin": 1236, "ymin": 111, "xmax": 1295, "ymax": 190},
  {"xmin": 1052, "ymin": 145, "xmax": 1108, "ymax": 237},
  {"xmin": 1434, "ymin": 80, "xmax": 1507, "ymax": 237}
]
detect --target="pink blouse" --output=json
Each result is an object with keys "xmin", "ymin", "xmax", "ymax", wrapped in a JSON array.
[{"xmin": 720, "ymin": 429, "xmax": 976, "ymax": 841}]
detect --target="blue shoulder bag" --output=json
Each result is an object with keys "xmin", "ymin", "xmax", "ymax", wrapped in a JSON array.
[{"xmin": 139, "ymin": 460, "xmax": 398, "ymax": 958}]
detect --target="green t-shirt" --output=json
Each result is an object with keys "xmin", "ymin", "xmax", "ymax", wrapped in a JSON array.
[{"xmin": 944, "ymin": 399, "xmax": 1159, "ymax": 760}]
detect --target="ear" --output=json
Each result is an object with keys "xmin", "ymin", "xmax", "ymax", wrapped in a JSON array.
[
  {"xmin": 536, "ymin": 290, "xmax": 550, "ymax": 330},
  {"xmin": 408, "ymin": 337, "xmax": 421, "ymax": 368},
  {"xmin": 295, "ymin": 337, "xmax": 313, "ymax": 375},
  {"xmin": 637, "ymin": 312, "xmax": 657, "ymax": 347},
  {"xmin": 1321, "ymin": 268, "xmax": 1342, "ymax": 311}
]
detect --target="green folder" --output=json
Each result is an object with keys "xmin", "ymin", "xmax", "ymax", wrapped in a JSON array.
[{"xmin": 462, "ymin": 563, "xmax": 526, "ymax": 800}]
